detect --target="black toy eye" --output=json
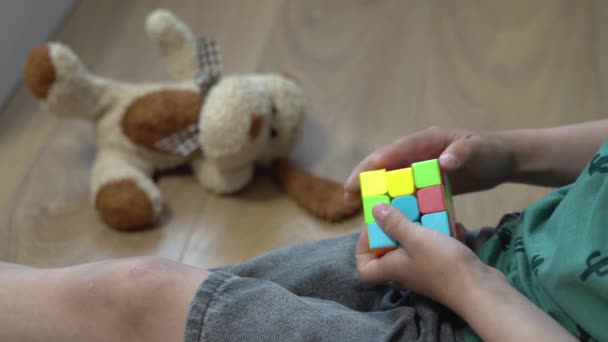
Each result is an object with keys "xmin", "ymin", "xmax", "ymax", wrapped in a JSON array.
[
  {"xmin": 271, "ymin": 103, "xmax": 278, "ymax": 116},
  {"xmin": 270, "ymin": 127, "xmax": 278, "ymax": 139}
]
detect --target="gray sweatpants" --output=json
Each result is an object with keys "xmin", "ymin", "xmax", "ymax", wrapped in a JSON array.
[{"xmin": 184, "ymin": 233, "xmax": 469, "ymax": 341}]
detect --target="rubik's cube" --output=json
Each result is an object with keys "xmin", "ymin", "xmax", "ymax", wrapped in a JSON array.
[{"xmin": 359, "ymin": 158, "xmax": 463, "ymax": 256}]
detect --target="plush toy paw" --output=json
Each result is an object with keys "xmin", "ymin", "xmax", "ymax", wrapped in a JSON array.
[
  {"xmin": 91, "ymin": 150, "xmax": 164, "ymax": 231},
  {"xmin": 23, "ymin": 44, "xmax": 56, "ymax": 99},
  {"xmin": 24, "ymin": 42, "xmax": 107, "ymax": 120},
  {"xmin": 94, "ymin": 178, "xmax": 162, "ymax": 231}
]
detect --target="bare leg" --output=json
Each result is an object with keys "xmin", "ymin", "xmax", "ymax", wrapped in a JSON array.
[
  {"xmin": 0, "ymin": 261, "xmax": 32, "ymax": 271},
  {"xmin": 0, "ymin": 258, "xmax": 209, "ymax": 342}
]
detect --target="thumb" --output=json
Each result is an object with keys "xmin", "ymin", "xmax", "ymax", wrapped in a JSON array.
[
  {"xmin": 438, "ymin": 135, "xmax": 477, "ymax": 171},
  {"xmin": 372, "ymin": 203, "xmax": 418, "ymax": 247}
]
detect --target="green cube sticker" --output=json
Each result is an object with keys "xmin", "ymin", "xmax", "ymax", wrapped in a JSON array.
[
  {"xmin": 363, "ymin": 195, "xmax": 390, "ymax": 224},
  {"xmin": 412, "ymin": 159, "xmax": 442, "ymax": 189}
]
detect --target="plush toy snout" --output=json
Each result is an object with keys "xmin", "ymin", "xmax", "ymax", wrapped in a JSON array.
[
  {"xmin": 199, "ymin": 73, "xmax": 306, "ymax": 168},
  {"xmin": 257, "ymin": 74, "xmax": 306, "ymax": 164}
]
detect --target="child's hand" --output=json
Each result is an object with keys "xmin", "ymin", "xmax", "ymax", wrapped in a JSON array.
[
  {"xmin": 356, "ymin": 203, "xmax": 500, "ymax": 311},
  {"xmin": 355, "ymin": 205, "xmax": 576, "ymax": 342},
  {"xmin": 344, "ymin": 127, "xmax": 514, "ymax": 201}
]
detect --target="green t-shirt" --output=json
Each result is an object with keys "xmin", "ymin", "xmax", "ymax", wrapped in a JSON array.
[{"xmin": 465, "ymin": 140, "xmax": 608, "ymax": 342}]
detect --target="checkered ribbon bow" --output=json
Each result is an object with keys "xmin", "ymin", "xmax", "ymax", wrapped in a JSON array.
[
  {"xmin": 193, "ymin": 37, "xmax": 222, "ymax": 94},
  {"xmin": 154, "ymin": 124, "xmax": 200, "ymax": 157},
  {"xmin": 154, "ymin": 37, "xmax": 223, "ymax": 156}
]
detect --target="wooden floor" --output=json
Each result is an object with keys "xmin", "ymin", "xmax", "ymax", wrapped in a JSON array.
[{"xmin": 1, "ymin": 0, "xmax": 606, "ymax": 268}]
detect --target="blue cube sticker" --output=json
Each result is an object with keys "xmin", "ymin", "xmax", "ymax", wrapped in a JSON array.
[
  {"xmin": 391, "ymin": 195, "xmax": 420, "ymax": 222},
  {"xmin": 421, "ymin": 211, "xmax": 450, "ymax": 236},
  {"xmin": 367, "ymin": 222, "xmax": 397, "ymax": 249}
]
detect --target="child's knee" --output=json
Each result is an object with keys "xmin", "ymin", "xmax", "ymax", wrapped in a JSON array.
[
  {"xmin": 66, "ymin": 257, "xmax": 199, "ymax": 305},
  {"xmin": 60, "ymin": 257, "xmax": 209, "ymax": 340}
]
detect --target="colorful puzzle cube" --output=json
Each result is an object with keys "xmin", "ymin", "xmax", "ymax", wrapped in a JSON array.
[{"xmin": 359, "ymin": 159, "xmax": 462, "ymax": 256}]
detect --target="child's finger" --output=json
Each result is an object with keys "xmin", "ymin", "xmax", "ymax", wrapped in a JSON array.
[
  {"xmin": 344, "ymin": 128, "xmax": 452, "ymax": 195},
  {"xmin": 344, "ymin": 147, "xmax": 390, "ymax": 195},
  {"xmin": 438, "ymin": 135, "xmax": 478, "ymax": 171},
  {"xmin": 357, "ymin": 234, "xmax": 412, "ymax": 286},
  {"xmin": 372, "ymin": 203, "xmax": 420, "ymax": 254},
  {"xmin": 355, "ymin": 229, "xmax": 372, "ymax": 256},
  {"xmin": 355, "ymin": 229, "xmax": 387, "ymax": 285},
  {"xmin": 356, "ymin": 257, "xmax": 387, "ymax": 285},
  {"xmin": 344, "ymin": 191, "xmax": 361, "ymax": 205}
]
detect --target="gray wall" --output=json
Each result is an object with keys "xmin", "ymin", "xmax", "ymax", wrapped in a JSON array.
[{"xmin": 0, "ymin": 0, "xmax": 75, "ymax": 109}]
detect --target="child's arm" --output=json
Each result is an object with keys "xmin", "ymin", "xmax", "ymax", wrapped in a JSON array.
[
  {"xmin": 345, "ymin": 120, "xmax": 608, "ymax": 199},
  {"xmin": 358, "ymin": 204, "xmax": 576, "ymax": 341},
  {"xmin": 500, "ymin": 119, "xmax": 608, "ymax": 187},
  {"xmin": 460, "ymin": 266, "xmax": 576, "ymax": 342}
]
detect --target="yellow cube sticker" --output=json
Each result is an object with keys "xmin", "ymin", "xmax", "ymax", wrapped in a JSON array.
[
  {"xmin": 386, "ymin": 168, "xmax": 415, "ymax": 197},
  {"xmin": 360, "ymin": 169, "xmax": 387, "ymax": 197}
]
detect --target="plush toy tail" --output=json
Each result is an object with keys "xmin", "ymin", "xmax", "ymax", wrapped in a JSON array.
[{"xmin": 271, "ymin": 159, "xmax": 361, "ymax": 222}]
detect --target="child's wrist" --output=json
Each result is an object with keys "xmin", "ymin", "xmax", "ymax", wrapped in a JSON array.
[
  {"xmin": 448, "ymin": 262, "xmax": 507, "ymax": 320},
  {"xmin": 459, "ymin": 264, "xmax": 518, "ymax": 325},
  {"xmin": 494, "ymin": 130, "xmax": 528, "ymax": 184}
]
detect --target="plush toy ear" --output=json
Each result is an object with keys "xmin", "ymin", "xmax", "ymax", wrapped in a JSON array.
[{"xmin": 271, "ymin": 158, "xmax": 360, "ymax": 222}]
